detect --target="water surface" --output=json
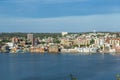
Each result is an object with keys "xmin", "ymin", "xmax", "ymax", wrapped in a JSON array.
[{"xmin": 0, "ymin": 53, "xmax": 120, "ymax": 80}]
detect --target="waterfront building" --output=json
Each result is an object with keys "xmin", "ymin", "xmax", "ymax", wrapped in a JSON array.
[
  {"xmin": 1, "ymin": 44, "xmax": 10, "ymax": 53},
  {"xmin": 6, "ymin": 42, "xmax": 14, "ymax": 49},
  {"xmin": 30, "ymin": 47, "xmax": 44, "ymax": 53},
  {"xmin": 48, "ymin": 45, "xmax": 58, "ymax": 53},
  {"xmin": 107, "ymin": 38, "xmax": 120, "ymax": 47},
  {"xmin": 61, "ymin": 48, "xmax": 78, "ymax": 53}
]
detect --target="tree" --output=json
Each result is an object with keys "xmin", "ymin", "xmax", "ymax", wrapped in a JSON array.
[{"xmin": 90, "ymin": 39, "xmax": 95, "ymax": 45}]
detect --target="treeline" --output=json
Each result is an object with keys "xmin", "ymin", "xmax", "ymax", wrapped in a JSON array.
[{"xmin": 0, "ymin": 32, "xmax": 62, "ymax": 39}]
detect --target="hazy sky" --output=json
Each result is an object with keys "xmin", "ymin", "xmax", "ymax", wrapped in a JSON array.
[{"xmin": 0, "ymin": 0, "xmax": 120, "ymax": 32}]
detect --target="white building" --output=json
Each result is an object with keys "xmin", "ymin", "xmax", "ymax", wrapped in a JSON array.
[
  {"xmin": 62, "ymin": 32, "xmax": 68, "ymax": 36},
  {"xmin": 6, "ymin": 42, "xmax": 14, "ymax": 49}
]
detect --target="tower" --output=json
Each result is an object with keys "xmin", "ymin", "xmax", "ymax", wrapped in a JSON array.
[{"xmin": 27, "ymin": 34, "xmax": 34, "ymax": 45}]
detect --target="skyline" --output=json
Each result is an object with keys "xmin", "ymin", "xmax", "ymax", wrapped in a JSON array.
[{"xmin": 0, "ymin": 0, "xmax": 120, "ymax": 32}]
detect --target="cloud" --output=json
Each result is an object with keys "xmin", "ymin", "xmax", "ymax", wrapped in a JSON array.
[
  {"xmin": 0, "ymin": 0, "xmax": 120, "ymax": 18},
  {"xmin": 0, "ymin": 13, "xmax": 120, "ymax": 32}
]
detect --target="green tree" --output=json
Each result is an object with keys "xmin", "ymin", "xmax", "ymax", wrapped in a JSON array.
[{"xmin": 90, "ymin": 39, "xmax": 95, "ymax": 44}]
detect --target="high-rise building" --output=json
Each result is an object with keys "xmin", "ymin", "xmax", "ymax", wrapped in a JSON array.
[
  {"xmin": 27, "ymin": 34, "xmax": 33, "ymax": 41},
  {"xmin": 27, "ymin": 34, "xmax": 34, "ymax": 45}
]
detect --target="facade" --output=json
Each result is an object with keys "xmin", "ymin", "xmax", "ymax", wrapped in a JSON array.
[
  {"xmin": 27, "ymin": 34, "xmax": 34, "ymax": 45},
  {"xmin": 48, "ymin": 45, "xmax": 58, "ymax": 53},
  {"xmin": 12, "ymin": 37, "xmax": 19, "ymax": 44},
  {"xmin": 27, "ymin": 34, "xmax": 33, "ymax": 41},
  {"xmin": 30, "ymin": 47, "xmax": 44, "ymax": 53}
]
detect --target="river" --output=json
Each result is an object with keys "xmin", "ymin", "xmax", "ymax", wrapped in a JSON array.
[{"xmin": 0, "ymin": 53, "xmax": 120, "ymax": 80}]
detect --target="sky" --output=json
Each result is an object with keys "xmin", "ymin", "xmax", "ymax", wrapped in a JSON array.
[{"xmin": 0, "ymin": 0, "xmax": 120, "ymax": 32}]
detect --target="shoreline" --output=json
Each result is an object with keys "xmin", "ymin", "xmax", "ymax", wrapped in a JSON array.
[{"xmin": 0, "ymin": 52, "xmax": 120, "ymax": 55}]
